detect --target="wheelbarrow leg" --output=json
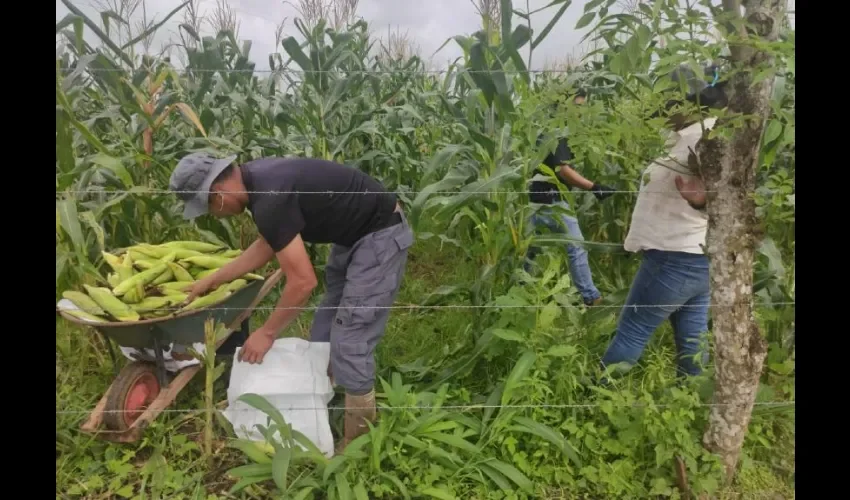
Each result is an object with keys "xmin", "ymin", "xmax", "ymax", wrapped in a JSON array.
[
  {"xmin": 151, "ymin": 336, "xmax": 168, "ymax": 388},
  {"xmin": 98, "ymin": 330, "xmax": 120, "ymax": 377}
]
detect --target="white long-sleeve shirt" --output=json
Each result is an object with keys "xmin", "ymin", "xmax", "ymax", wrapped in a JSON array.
[{"xmin": 623, "ymin": 118, "xmax": 716, "ymax": 255}]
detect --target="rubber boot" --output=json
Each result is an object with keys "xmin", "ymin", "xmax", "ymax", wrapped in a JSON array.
[{"xmin": 335, "ymin": 390, "xmax": 376, "ymax": 454}]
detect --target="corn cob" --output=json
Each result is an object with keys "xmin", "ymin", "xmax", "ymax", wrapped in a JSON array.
[
  {"xmin": 106, "ymin": 273, "xmax": 120, "ymax": 287},
  {"xmin": 102, "ymin": 251, "xmax": 123, "ymax": 272},
  {"xmin": 180, "ymin": 288, "xmax": 231, "ymax": 312},
  {"xmin": 179, "ymin": 255, "xmax": 234, "ymax": 269},
  {"xmin": 224, "ymin": 279, "xmax": 248, "ymax": 292},
  {"xmin": 150, "ymin": 267, "xmax": 175, "ymax": 286},
  {"xmin": 244, "ymin": 273, "xmax": 264, "ymax": 281},
  {"xmin": 160, "ymin": 290, "xmax": 189, "ymax": 301},
  {"xmin": 160, "ymin": 241, "xmax": 224, "ymax": 253},
  {"xmin": 167, "ymin": 262, "xmax": 195, "ymax": 282},
  {"xmin": 129, "ymin": 244, "xmax": 169, "ymax": 259},
  {"xmin": 128, "ymin": 250, "xmax": 151, "ymax": 263},
  {"xmin": 131, "ymin": 296, "xmax": 181, "ymax": 314},
  {"xmin": 194, "ymin": 268, "xmax": 217, "ymax": 279},
  {"xmin": 113, "ymin": 262, "xmax": 168, "ymax": 296},
  {"xmin": 63, "ymin": 309, "xmax": 107, "ymax": 323},
  {"xmin": 83, "ymin": 285, "xmax": 140, "ymax": 322},
  {"xmin": 123, "ymin": 282, "xmax": 145, "ymax": 304},
  {"xmin": 160, "ymin": 251, "xmax": 178, "ymax": 263},
  {"xmin": 134, "ymin": 259, "xmax": 160, "ymax": 270},
  {"xmin": 62, "ymin": 291, "xmax": 105, "ymax": 315},
  {"xmin": 118, "ymin": 253, "xmax": 135, "ymax": 281},
  {"xmin": 159, "ymin": 281, "xmax": 194, "ymax": 291},
  {"xmin": 144, "ymin": 309, "xmax": 173, "ymax": 319},
  {"xmin": 118, "ymin": 253, "xmax": 142, "ymax": 303},
  {"xmin": 219, "ymin": 249, "xmax": 242, "ymax": 258}
]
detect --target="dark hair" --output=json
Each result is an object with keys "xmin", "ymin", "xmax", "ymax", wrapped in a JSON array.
[{"xmin": 212, "ymin": 163, "xmax": 236, "ymax": 185}]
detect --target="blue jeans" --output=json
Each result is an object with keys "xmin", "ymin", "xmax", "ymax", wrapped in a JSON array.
[
  {"xmin": 601, "ymin": 249, "xmax": 710, "ymax": 377},
  {"xmin": 524, "ymin": 201, "xmax": 601, "ymax": 305}
]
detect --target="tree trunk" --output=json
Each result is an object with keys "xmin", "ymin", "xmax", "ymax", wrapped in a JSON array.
[{"xmin": 698, "ymin": 0, "xmax": 784, "ymax": 482}]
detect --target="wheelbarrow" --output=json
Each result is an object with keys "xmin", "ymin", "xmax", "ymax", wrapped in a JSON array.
[{"xmin": 57, "ymin": 270, "xmax": 284, "ymax": 443}]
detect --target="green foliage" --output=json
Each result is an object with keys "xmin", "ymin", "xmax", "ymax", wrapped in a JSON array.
[{"xmin": 56, "ymin": 0, "xmax": 794, "ymax": 498}]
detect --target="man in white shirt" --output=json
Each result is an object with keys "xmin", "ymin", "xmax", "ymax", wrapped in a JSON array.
[{"xmin": 600, "ymin": 73, "xmax": 728, "ymax": 378}]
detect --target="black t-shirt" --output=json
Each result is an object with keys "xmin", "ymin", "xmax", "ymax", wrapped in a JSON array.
[
  {"xmin": 529, "ymin": 136, "xmax": 574, "ymax": 204},
  {"xmin": 241, "ymin": 157, "xmax": 397, "ymax": 251}
]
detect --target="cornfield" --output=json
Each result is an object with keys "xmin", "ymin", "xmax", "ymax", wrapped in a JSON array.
[{"xmin": 56, "ymin": 0, "xmax": 795, "ymax": 498}]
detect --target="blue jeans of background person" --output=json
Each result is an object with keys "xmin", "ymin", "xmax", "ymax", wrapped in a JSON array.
[
  {"xmin": 601, "ymin": 249, "xmax": 710, "ymax": 377},
  {"xmin": 524, "ymin": 201, "xmax": 601, "ymax": 305}
]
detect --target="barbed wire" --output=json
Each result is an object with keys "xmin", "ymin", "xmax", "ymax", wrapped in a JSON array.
[
  {"xmin": 57, "ymin": 188, "xmax": 730, "ymax": 196},
  {"xmin": 55, "ymin": 400, "xmax": 796, "ymax": 415},
  {"xmin": 58, "ymin": 67, "xmax": 614, "ymax": 75},
  {"xmin": 58, "ymin": 301, "xmax": 796, "ymax": 318}
]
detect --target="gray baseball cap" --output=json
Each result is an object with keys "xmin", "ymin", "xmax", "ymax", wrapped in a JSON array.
[{"xmin": 169, "ymin": 152, "xmax": 238, "ymax": 220}]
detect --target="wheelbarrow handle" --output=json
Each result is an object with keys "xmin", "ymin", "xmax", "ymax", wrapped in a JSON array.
[{"xmin": 224, "ymin": 269, "xmax": 284, "ymax": 333}]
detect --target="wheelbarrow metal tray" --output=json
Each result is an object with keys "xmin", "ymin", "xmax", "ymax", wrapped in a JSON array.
[{"xmin": 58, "ymin": 279, "xmax": 265, "ymax": 349}]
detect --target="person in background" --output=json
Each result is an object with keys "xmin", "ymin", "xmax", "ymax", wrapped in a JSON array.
[
  {"xmin": 600, "ymin": 67, "xmax": 729, "ymax": 378},
  {"xmin": 168, "ymin": 154, "xmax": 414, "ymax": 452},
  {"xmin": 525, "ymin": 89, "xmax": 616, "ymax": 307}
]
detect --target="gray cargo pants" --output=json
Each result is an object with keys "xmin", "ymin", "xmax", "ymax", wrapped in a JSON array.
[{"xmin": 309, "ymin": 210, "xmax": 414, "ymax": 395}]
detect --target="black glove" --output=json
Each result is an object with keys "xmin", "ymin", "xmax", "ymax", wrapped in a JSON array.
[{"xmin": 590, "ymin": 183, "xmax": 615, "ymax": 201}]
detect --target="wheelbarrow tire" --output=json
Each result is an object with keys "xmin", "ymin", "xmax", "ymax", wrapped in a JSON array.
[{"xmin": 103, "ymin": 362, "xmax": 162, "ymax": 432}]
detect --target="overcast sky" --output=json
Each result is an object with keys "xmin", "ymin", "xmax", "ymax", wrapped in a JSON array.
[
  {"xmin": 56, "ymin": 0, "xmax": 794, "ymax": 72},
  {"xmin": 56, "ymin": 0, "xmax": 600, "ymax": 71}
]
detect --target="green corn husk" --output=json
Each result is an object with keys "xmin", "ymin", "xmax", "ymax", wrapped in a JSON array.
[
  {"xmin": 194, "ymin": 268, "xmax": 218, "ymax": 279},
  {"xmin": 179, "ymin": 255, "xmax": 234, "ymax": 269},
  {"xmin": 224, "ymin": 279, "xmax": 248, "ymax": 293},
  {"xmin": 160, "ymin": 290, "xmax": 189, "ymax": 301},
  {"xmin": 167, "ymin": 262, "xmax": 195, "ymax": 282},
  {"xmin": 129, "ymin": 244, "xmax": 169, "ymax": 259},
  {"xmin": 134, "ymin": 259, "xmax": 160, "ymax": 270},
  {"xmin": 113, "ymin": 263, "xmax": 168, "ymax": 296},
  {"xmin": 160, "ymin": 241, "xmax": 224, "ymax": 253},
  {"xmin": 62, "ymin": 291, "xmax": 105, "ymax": 316},
  {"xmin": 101, "ymin": 251, "xmax": 123, "ymax": 272},
  {"xmin": 219, "ymin": 249, "xmax": 242, "ymax": 258},
  {"xmin": 106, "ymin": 273, "xmax": 121, "ymax": 287},
  {"xmin": 123, "ymin": 281, "xmax": 145, "ymax": 304},
  {"xmin": 159, "ymin": 281, "xmax": 194, "ymax": 291},
  {"xmin": 131, "ymin": 296, "xmax": 181, "ymax": 314},
  {"xmin": 63, "ymin": 309, "xmax": 107, "ymax": 323},
  {"xmin": 150, "ymin": 267, "xmax": 175, "ymax": 286},
  {"xmin": 180, "ymin": 288, "xmax": 231, "ymax": 312},
  {"xmin": 83, "ymin": 285, "xmax": 140, "ymax": 322}
]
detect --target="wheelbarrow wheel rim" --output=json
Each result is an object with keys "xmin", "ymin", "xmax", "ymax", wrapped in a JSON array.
[{"xmin": 123, "ymin": 371, "xmax": 160, "ymax": 427}]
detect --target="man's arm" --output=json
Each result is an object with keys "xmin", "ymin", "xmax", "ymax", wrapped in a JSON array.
[
  {"xmin": 557, "ymin": 164, "xmax": 594, "ymax": 190},
  {"xmin": 548, "ymin": 137, "xmax": 615, "ymax": 200},
  {"xmin": 238, "ymin": 234, "xmax": 318, "ymax": 364},
  {"xmin": 261, "ymin": 234, "xmax": 318, "ymax": 333}
]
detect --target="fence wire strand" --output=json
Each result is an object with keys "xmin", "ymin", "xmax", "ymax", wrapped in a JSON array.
[
  {"xmin": 58, "ymin": 189, "xmax": 725, "ymax": 196},
  {"xmin": 55, "ymin": 401, "xmax": 796, "ymax": 416},
  {"xmin": 58, "ymin": 301, "xmax": 796, "ymax": 317}
]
